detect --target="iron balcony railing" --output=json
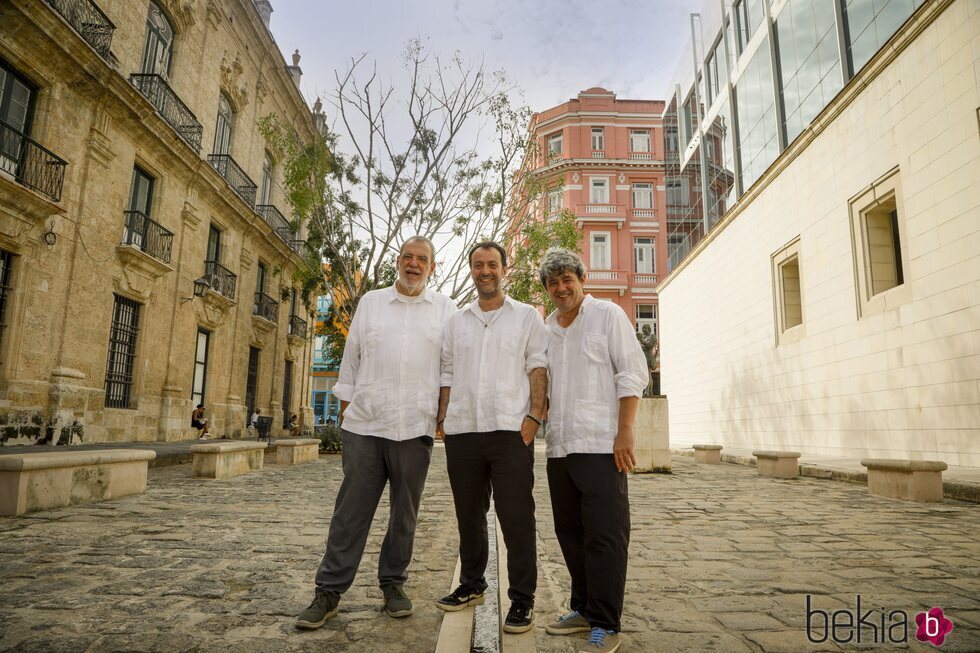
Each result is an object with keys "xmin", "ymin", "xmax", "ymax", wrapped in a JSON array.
[
  {"xmin": 253, "ymin": 291, "xmax": 279, "ymax": 322},
  {"xmin": 43, "ymin": 0, "xmax": 116, "ymax": 59},
  {"xmin": 208, "ymin": 154, "xmax": 257, "ymax": 208},
  {"xmin": 122, "ymin": 210, "xmax": 173, "ymax": 264},
  {"xmin": 203, "ymin": 260, "xmax": 237, "ymax": 300},
  {"xmin": 129, "ymin": 74, "xmax": 203, "ymax": 153},
  {"xmin": 256, "ymin": 204, "xmax": 305, "ymax": 255},
  {"xmin": 0, "ymin": 120, "xmax": 68, "ymax": 202},
  {"xmin": 288, "ymin": 314, "xmax": 307, "ymax": 339}
]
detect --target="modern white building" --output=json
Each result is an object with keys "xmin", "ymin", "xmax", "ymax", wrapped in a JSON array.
[{"xmin": 658, "ymin": 0, "xmax": 979, "ymax": 465}]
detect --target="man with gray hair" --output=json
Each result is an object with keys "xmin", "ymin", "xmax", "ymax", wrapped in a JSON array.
[
  {"xmin": 537, "ymin": 247, "xmax": 647, "ymax": 653},
  {"xmin": 296, "ymin": 235, "xmax": 455, "ymax": 629}
]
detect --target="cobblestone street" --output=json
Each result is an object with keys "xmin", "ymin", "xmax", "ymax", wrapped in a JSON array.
[{"xmin": 1, "ymin": 446, "xmax": 978, "ymax": 652}]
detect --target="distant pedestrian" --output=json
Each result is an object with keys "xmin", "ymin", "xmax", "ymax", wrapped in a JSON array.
[
  {"xmin": 538, "ymin": 248, "xmax": 647, "ymax": 653},
  {"xmin": 191, "ymin": 404, "xmax": 210, "ymax": 439},
  {"xmin": 248, "ymin": 408, "xmax": 261, "ymax": 438},
  {"xmin": 295, "ymin": 235, "xmax": 455, "ymax": 629},
  {"xmin": 289, "ymin": 414, "xmax": 300, "ymax": 437}
]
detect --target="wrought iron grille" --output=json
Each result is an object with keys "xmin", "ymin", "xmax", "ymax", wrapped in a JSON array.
[
  {"xmin": 0, "ymin": 120, "xmax": 68, "ymax": 202},
  {"xmin": 0, "ymin": 250, "xmax": 13, "ymax": 369},
  {"xmin": 129, "ymin": 74, "xmax": 203, "ymax": 153},
  {"xmin": 288, "ymin": 314, "xmax": 308, "ymax": 339},
  {"xmin": 122, "ymin": 210, "xmax": 174, "ymax": 264},
  {"xmin": 253, "ymin": 291, "xmax": 279, "ymax": 322},
  {"xmin": 43, "ymin": 0, "xmax": 116, "ymax": 59},
  {"xmin": 257, "ymin": 204, "xmax": 304, "ymax": 254},
  {"xmin": 105, "ymin": 294, "xmax": 141, "ymax": 408},
  {"xmin": 203, "ymin": 259, "xmax": 237, "ymax": 300},
  {"xmin": 208, "ymin": 154, "xmax": 257, "ymax": 208}
]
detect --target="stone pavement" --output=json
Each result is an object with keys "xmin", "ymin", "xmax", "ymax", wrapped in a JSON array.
[{"xmin": 1, "ymin": 446, "xmax": 978, "ymax": 652}]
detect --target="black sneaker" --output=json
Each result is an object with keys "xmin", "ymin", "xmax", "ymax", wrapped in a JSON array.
[
  {"xmin": 382, "ymin": 583, "xmax": 413, "ymax": 618},
  {"xmin": 503, "ymin": 601, "xmax": 535, "ymax": 633},
  {"xmin": 435, "ymin": 584, "xmax": 485, "ymax": 612},
  {"xmin": 296, "ymin": 592, "xmax": 339, "ymax": 629}
]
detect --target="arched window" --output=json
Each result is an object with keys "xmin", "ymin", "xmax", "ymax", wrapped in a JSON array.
[
  {"xmin": 213, "ymin": 93, "xmax": 234, "ymax": 155},
  {"xmin": 141, "ymin": 2, "xmax": 174, "ymax": 77}
]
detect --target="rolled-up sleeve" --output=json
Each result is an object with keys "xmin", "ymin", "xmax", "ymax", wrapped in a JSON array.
[
  {"xmin": 333, "ymin": 301, "xmax": 364, "ymax": 402},
  {"xmin": 608, "ymin": 308, "xmax": 648, "ymax": 399},
  {"xmin": 524, "ymin": 311, "xmax": 548, "ymax": 373},
  {"xmin": 440, "ymin": 318, "xmax": 455, "ymax": 387}
]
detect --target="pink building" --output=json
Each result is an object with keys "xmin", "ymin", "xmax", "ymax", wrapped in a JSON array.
[{"xmin": 519, "ymin": 88, "xmax": 667, "ymax": 339}]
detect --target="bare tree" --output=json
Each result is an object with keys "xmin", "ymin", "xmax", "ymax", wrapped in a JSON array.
[{"xmin": 260, "ymin": 40, "xmax": 559, "ymax": 359}]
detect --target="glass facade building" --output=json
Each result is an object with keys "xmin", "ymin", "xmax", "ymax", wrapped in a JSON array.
[{"xmin": 664, "ymin": 0, "xmax": 925, "ymax": 272}]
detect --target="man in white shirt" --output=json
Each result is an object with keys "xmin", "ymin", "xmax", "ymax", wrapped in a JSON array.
[
  {"xmin": 435, "ymin": 241, "xmax": 547, "ymax": 634},
  {"xmin": 296, "ymin": 236, "xmax": 456, "ymax": 629},
  {"xmin": 247, "ymin": 408, "xmax": 260, "ymax": 438},
  {"xmin": 538, "ymin": 248, "xmax": 646, "ymax": 653}
]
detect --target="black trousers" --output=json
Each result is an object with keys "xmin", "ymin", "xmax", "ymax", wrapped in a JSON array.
[
  {"xmin": 444, "ymin": 430, "xmax": 537, "ymax": 605},
  {"xmin": 547, "ymin": 454, "xmax": 630, "ymax": 631}
]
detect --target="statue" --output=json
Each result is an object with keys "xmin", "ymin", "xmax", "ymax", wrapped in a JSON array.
[{"xmin": 636, "ymin": 324, "xmax": 659, "ymax": 397}]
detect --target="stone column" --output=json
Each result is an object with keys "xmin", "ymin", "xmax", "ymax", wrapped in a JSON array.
[{"xmin": 634, "ymin": 396, "xmax": 671, "ymax": 473}]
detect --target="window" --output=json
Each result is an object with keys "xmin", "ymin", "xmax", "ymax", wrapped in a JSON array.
[
  {"xmin": 734, "ymin": 0, "xmax": 765, "ymax": 53},
  {"xmin": 771, "ymin": 238, "xmax": 804, "ymax": 344},
  {"xmin": 313, "ymin": 335, "xmax": 329, "ymax": 365},
  {"xmin": 632, "ymin": 183, "xmax": 653, "ymax": 210},
  {"xmin": 777, "ymin": 0, "xmax": 843, "ymax": 145},
  {"xmin": 547, "ymin": 189, "xmax": 562, "ymax": 216},
  {"xmin": 0, "ymin": 61, "xmax": 37, "ymax": 174},
  {"xmin": 735, "ymin": 36, "xmax": 778, "ymax": 191},
  {"xmin": 282, "ymin": 359, "xmax": 293, "ymax": 427},
  {"xmin": 589, "ymin": 178, "xmax": 609, "ymax": 204},
  {"xmin": 666, "ymin": 178, "xmax": 688, "ymax": 206},
  {"xmin": 706, "ymin": 53, "xmax": 719, "ymax": 104},
  {"xmin": 844, "ymin": 0, "xmax": 925, "ymax": 75},
  {"xmin": 141, "ymin": 2, "xmax": 174, "ymax": 77},
  {"xmin": 665, "ymin": 127, "xmax": 679, "ymax": 154},
  {"xmin": 591, "ymin": 127, "xmax": 604, "ymax": 151},
  {"xmin": 245, "ymin": 347, "xmax": 259, "ymax": 423},
  {"xmin": 0, "ymin": 249, "xmax": 12, "ymax": 368},
  {"xmin": 259, "ymin": 152, "xmax": 273, "ymax": 205},
  {"xmin": 547, "ymin": 132, "xmax": 563, "ymax": 159},
  {"xmin": 191, "ymin": 328, "xmax": 210, "ymax": 406},
  {"xmin": 256, "ymin": 262, "xmax": 267, "ymax": 295},
  {"xmin": 635, "ymin": 304, "xmax": 657, "ymax": 336},
  {"xmin": 213, "ymin": 93, "xmax": 234, "ymax": 156},
  {"xmin": 105, "ymin": 295, "xmax": 141, "ymax": 408},
  {"xmin": 123, "ymin": 166, "xmax": 154, "ymax": 250},
  {"xmin": 206, "ymin": 224, "xmax": 221, "ymax": 263},
  {"xmin": 630, "ymin": 130, "xmax": 651, "ymax": 153},
  {"xmin": 634, "ymin": 238, "xmax": 655, "ymax": 273},
  {"xmin": 849, "ymin": 168, "xmax": 908, "ymax": 317},
  {"xmin": 590, "ymin": 232, "xmax": 611, "ymax": 270}
]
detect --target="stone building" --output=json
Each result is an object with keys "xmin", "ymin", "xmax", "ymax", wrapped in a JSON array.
[
  {"xmin": 515, "ymin": 88, "xmax": 668, "ymax": 336},
  {"xmin": 0, "ymin": 0, "xmax": 318, "ymax": 445},
  {"xmin": 658, "ymin": 0, "xmax": 979, "ymax": 465}
]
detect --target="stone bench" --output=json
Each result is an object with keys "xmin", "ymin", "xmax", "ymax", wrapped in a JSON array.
[
  {"xmin": 275, "ymin": 438, "xmax": 320, "ymax": 465},
  {"xmin": 861, "ymin": 459, "xmax": 947, "ymax": 502},
  {"xmin": 191, "ymin": 441, "xmax": 267, "ymax": 479},
  {"xmin": 693, "ymin": 444, "xmax": 723, "ymax": 464},
  {"xmin": 753, "ymin": 450, "xmax": 802, "ymax": 478},
  {"xmin": 0, "ymin": 449, "xmax": 156, "ymax": 516}
]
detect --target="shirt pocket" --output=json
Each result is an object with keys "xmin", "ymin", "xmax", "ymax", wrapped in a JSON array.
[{"xmin": 584, "ymin": 333, "xmax": 610, "ymax": 366}]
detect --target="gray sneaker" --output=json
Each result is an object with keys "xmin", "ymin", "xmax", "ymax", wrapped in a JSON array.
[
  {"xmin": 579, "ymin": 627, "xmax": 621, "ymax": 653},
  {"xmin": 546, "ymin": 610, "xmax": 591, "ymax": 635},
  {"xmin": 296, "ymin": 592, "xmax": 339, "ymax": 629},
  {"xmin": 382, "ymin": 583, "xmax": 413, "ymax": 618}
]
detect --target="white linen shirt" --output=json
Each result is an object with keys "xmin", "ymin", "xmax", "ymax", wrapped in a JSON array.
[
  {"xmin": 334, "ymin": 285, "xmax": 456, "ymax": 440},
  {"xmin": 545, "ymin": 294, "xmax": 648, "ymax": 457},
  {"xmin": 441, "ymin": 296, "xmax": 548, "ymax": 434}
]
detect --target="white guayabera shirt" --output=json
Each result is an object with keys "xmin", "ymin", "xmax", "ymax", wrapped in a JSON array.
[
  {"xmin": 441, "ymin": 296, "xmax": 548, "ymax": 434},
  {"xmin": 334, "ymin": 285, "xmax": 456, "ymax": 440},
  {"xmin": 545, "ymin": 294, "xmax": 648, "ymax": 457}
]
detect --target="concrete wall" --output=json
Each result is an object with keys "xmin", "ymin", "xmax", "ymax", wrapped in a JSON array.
[{"xmin": 659, "ymin": 0, "xmax": 980, "ymax": 466}]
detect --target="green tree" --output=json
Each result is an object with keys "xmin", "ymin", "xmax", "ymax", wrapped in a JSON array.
[{"xmin": 506, "ymin": 209, "xmax": 581, "ymax": 313}]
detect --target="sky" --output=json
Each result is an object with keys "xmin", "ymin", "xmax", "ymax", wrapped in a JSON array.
[{"xmin": 268, "ymin": 0, "xmax": 704, "ymax": 115}]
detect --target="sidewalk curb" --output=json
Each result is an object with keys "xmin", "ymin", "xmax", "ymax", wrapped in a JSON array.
[{"xmin": 671, "ymin": 449, "xmax": 980, "ymax": 504}]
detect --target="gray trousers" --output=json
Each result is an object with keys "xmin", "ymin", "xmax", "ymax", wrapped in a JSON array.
[{"xmin": 314, "ymin": 430, "xmax": 433, "ymax": 596}]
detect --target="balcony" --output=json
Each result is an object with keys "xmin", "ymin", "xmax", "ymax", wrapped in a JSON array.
[
  {"xmin": 630, "ymin": 152, "xmax": 654, "ymax": 161},
  {"xmin": 288, "ymin": 314, "xmax": 308, "ymax": 339},
  {"xmin": 547, "ymin": 151, "xmax": 565, "ymax": 163},
  {"xmin": 0, "ymin": 120, "xmax": 68, "ymax": 202},
  {"xmin": 632, "ymin": 209, "xmax": 656, "ymax": 220},
  {"xmin": 584, "ymin": 269, "xmax": 628, "ymax": 294},
  {"xmin": 208, "ymin": 154, "xmax": 257, "ymax": 208},
  {"xmin": 203, "ymin": 260, "xmax": 237, "ymax": 300},
  {"xmin": 631, "ymin": 273, "xmax": 659, "ymax": 287},
  {"xmin": 256, "ymin": 204, "xmax": 303, "ymax": 254},
  {"xmin": 129, "ymin": 74, "xmax": 203, "ymax": 153},
  {"xmin": 43, "ymin": 0, "xmax": 115, "ymax": 60},
  {"xmin": 122, "ymin": 210, "xmax": 173, "ymax": 263},
  {"xmin": 591, "ymin": 151, "xmax": 606, "ymax": 159},
  {"xmin": 577, "ymin": 203, "xmax": 626, "ymax": 217},
  {"xmin": 253, "ymin": 291, "xmax": 279, "ymax": 323}
]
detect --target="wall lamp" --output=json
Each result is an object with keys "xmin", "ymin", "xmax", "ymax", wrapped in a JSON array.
[{"xmin": 180, "ymin": 276, "xmax": 212, "ymax": 304}]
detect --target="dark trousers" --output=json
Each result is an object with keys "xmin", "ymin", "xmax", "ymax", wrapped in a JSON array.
[
  {"xmin": 444, "ymin": 430, "xmax": 537, "ymax": 605},
  {"xmin": 547, "ymin": 454, "xmax": 630, "ymax": 631},
  {"xmin": 314, "ymin": 430, "xmax": 433, "ymax": 596}
]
